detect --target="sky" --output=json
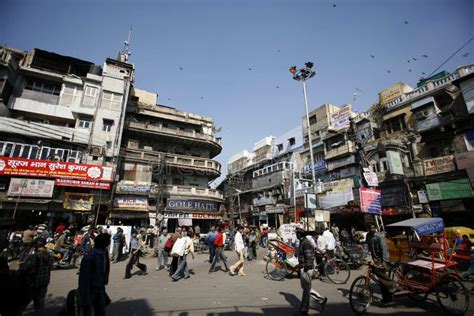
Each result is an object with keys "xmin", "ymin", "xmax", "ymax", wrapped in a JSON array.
[{"xmin": 1, "ymin": 0, "xmax": 473, "ymax": 187}]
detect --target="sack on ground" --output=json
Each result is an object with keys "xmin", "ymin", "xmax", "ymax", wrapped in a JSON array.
[{"xmin": 170, "ymin": 237, "xmax": 186, "ymax": 257}]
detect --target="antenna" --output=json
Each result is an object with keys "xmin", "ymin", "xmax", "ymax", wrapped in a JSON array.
[{"xmin": 118, "ymin": 26, "xmax": 132, "ymax": 63}]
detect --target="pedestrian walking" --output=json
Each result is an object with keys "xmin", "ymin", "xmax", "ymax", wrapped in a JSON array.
[
  {"xmin": 19, "ymin": 237, "xmax": 54, "ymax": 312},
  {"xmin": 124, "ymin": 232, "xmax": 147, "ymax": 279},
  {"xmin": 331, "ymin": 223, "xmax": 340, "ymax": 243},
  {"xmin": 247, "ymin": 226, "xmax": 257, "ymax": 261},
  {"xmin": 82, "ymin": 227, "xmax": 95, "ymax": 254},
  {"xmin": 168, "ymin": 228, "xmax": 183, "ymax": 276},
  {"xmin": 112, "ymin": 227, "xmax": 126, "ymax": 263},
  {"xmin": 205, "ymin": 226, "xmax": 217, "ymax": 263},
  {"xmin": 156, "ymin": 229, "xmax": 169, "ymax": 270},
  {"xmin": 209, "ymin": 227, "xmax": 229, "ymax": 273},
  {"xmin": 78, "ymin": 233, "xmax": 111, "ymax": 316},
  {"xmin": 296, "ymin": 229, "xmax": 327, "ymax": 316},
  {"xmin": 171, "ymin": 230, "xmax": 194, "ymax": 281},
  {"xmin": 323, "ymin": 226, "xmax": 336, "ymax": 258},
  {"xmin": 229, "ymin": 226, "xmax": 246, "ymax": 276}
]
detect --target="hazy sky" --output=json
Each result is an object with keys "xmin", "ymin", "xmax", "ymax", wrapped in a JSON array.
[{"xmin": 1, "ymin": 0, "xmax": 473, "ymax": 186}]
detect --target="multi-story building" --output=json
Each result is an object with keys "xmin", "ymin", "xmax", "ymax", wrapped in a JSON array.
[
  {"xmin": 113, "ymin": 88, "xmax": 224, "ymax": 231},
  {"xmin": 0, "ymin": 46, "xmax": 132, "ymax": 227}
]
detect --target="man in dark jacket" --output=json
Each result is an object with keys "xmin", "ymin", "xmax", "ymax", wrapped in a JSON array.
[
  {"xmin": 296, "ymin": 229, "xmax": 327, "ymax": 316},
  {"xmin": 79, "ymin": 233, "xmax": 111, "ymax": 316}
]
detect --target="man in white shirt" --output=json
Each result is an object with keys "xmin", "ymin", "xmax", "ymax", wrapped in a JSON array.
[
  {"xmin": 323, "ymin": 226, "xmax": 336, "ymax": 258},
  {"xmin": 229, "ymin": 226, "xmax": 245, "ymax": 276}
]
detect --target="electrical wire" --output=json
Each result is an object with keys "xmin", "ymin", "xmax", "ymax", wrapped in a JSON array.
[{"xmin": 427, "ymin": 37, "xmax": 474, "ymax": 78}]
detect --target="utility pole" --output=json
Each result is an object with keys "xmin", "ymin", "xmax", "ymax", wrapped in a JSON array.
[{"xmin": 154, "ymin": 154, "xmax": 166, "ymax": 228}]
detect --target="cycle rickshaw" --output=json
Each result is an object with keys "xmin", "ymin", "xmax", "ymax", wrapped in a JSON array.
[{"xmin": 349, "ymin": 217, "xmax": 469, "ymax": 315}]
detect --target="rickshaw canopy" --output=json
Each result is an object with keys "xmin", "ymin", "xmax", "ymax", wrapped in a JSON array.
[{"xmin": 386, "ymin": 217, "xmax": 445, "ymax": 237}]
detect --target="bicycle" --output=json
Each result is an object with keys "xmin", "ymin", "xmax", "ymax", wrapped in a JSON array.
[
  {"xmin": 349, "ymin": 261, "xmax": 469, "ymax": 315},
  {"xmin": 313, "ymin": 250, "xmax": 351, "ymax": 284}
]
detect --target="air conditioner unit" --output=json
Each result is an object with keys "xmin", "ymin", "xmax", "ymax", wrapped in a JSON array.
[{"xmin": 89, "ymin": 146, "xmax": 103, "ymax": 156}]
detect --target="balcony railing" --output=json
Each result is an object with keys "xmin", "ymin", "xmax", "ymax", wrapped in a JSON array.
[
  {"xmin": 385, "ymin": 64, "xmax": 474, "ymax": 111},
  {"xmin": 325, "ymin": 142, "xmax": 356, "ymax": 160},
  {"xmin": 126, "ymin": 120, "xmax": 221, "ymax": 147},
  {"xmin": 415, "ymin": 114, "xmax": 454, "ymax": 132},
  {"xmin": 164, "ymin": 185, "xmax": 223, "ymax": 200},
  {"xmin": 122, "ymin": 148, "xmax": 221, "ymax": 175}
]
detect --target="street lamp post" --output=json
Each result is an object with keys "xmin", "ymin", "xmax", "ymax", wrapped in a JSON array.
[{"xmin": 290, "ymin": 62, "xmax": 318, "ymax": 200}]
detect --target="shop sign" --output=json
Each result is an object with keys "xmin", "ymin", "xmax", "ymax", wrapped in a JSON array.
[
  {"xmin": 55, "ymin": 178, "xmax": 110, "ymax": 190},
  {"xmin": 315, "ymin": 210, "xmax": 330, "ymax": 222},
  {"xmin": 417, "ymin": 190, "xmax": 429, "ymax": 204},
  {"xmin": 426, "ymin": 178, "xmax": 474, "ymax": 201},
  {"xmin": 360, "ymin": 188, "xmax": 382, "ymax": 214},
  {"xmin": 380, "ymin": 185, "xmax": 406, "ymax": 207},
  {"xmin": 387, "ymin": 151, "xmax": 404, "ymax": 175},
  {"xmin": 323, "ymin": 179, "xmax": 353, "ymax": 192},
  {"xmin": 265, "ymin": 206, "xmax": 285, "ymax": 214},
  {"xmin": 163, "ymin": 212, "xmax": 222, "ymax": 219},
  {"xmin": 0, "ymin": 157, "xmax": 114, "ymax": 182},
  {"xmin": 379, "ymin": 82, "xmax": 404, "ymax": 105},
  {"xmin": 455, "ymin": 151, "xmax": 474, "ymax": 170},
  {"xmin": 64, "ymin": 192, "xmax": 93, "ymax": 211},
  {"xmin": 330, "ymin": 104, "xmax": 352, "ymax": 130},
  {"xmin": 116, "ymin": 181, "xmax": 151, "ymax": 194},
  {"xmin": 303, "ymin": 160, "xmax": 327, "ymax": 173},
  {"xmin": 363, "ymin": 171, "xmax": 378, "ymax": 187},
  {"xmin": 252, "ymin": 196, "xmax": 277, "ymax": 207},
  {"xmin": 113, "ymin": 196, "xmax": 148, "ymax": 209},
  {"xmin": 340, "ymin": 166, "xmax": 356, "ymax": 177},
  {"xmin": 423, "ymin": 155, "xmax": 455, "ymax": 176},
  {"xmin": 166, "ymin": 199, "xmax": 219, "ymax": 212},
  {"xmin": 277, "ymin": 223, "xmax": 299, "ymax": 243},
  {"xmin": 319, "ymin": 187, "xmax": 354, "ymax": 209},
  {"xmin": 327, "ymin": 155, "xmax": 355, "ymax": 171},
  {"xmin": 8, "ymin": 178, "xmax": 54, "ymax": 197}
]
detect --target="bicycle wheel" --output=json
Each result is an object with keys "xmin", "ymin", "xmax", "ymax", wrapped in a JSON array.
[
  {"xmin": 266, "ymin": 258, "xmax": 288, "ymax": 281},
  {"xmin": 349, "ymin": 276, "xmax": 373, "ymax": 315},
  {"xmin": 324, "ymin": 258, "xmax": 350, "ymax": 284},
  {"xmin": 436, "ymin": 274, "xmax": 469, "ymax": 315}
]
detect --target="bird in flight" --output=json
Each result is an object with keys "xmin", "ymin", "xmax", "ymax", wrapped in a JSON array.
[
  {"xmin": 408, "ymin": 69, "xmax": 412, "ymax": 72},
  {"xmin": 404, "ymin": 20, "xmax": 408, "ymax": 24},
  {"xmin": 421, "ymin": 54, "xmax": 428, "ymax": 58},
  {"xmin": 201, "ymin": 97, "xmax": 204, "ymax": 100},
  {"xmin": 179, "ymin": 66, "xmax": 183, "ymax": 71},
  {"xmin": 248, "ymin": 67, "xmax": 252, "ymax": 71},
  {"xmin": 333, "ymin": 3, "xmax": 336, "ymax": 7},
  {"xmin": 370, "ymin": 54, "xmax": 375, "ymax": 59},
  {"xmin": 276, "ymin": 86, "xmax": 279, "ymax": 89},
  {"xmin": 407, "ymin": 60, "xmax": 410, "ymax": 63},
  {"xmin": 462, "ymin": 52, "xmax": 469, "ymax": 57},
  {"xmin": 387, "ymin": 70, "xmax": 391, "ymax": 74},
  {"xmin": 412, "ymin": 58, "xmax": 417, "ymax": 61}
]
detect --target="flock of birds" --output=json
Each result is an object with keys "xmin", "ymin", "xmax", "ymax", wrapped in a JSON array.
[{"xmin": 164, "ymin": 3, "xmax": 471, "ymax": 105}]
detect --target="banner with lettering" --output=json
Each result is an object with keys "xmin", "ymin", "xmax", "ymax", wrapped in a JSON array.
[
  {"xmin": 166, "ymin": 199, "xmax": 219, "ymax": 213},
  {"xmin": 64, "ymin": 192, "xmax": 94, "ymax": 211},
  {"xmin": 0, "ymin": 157, "xmax": 113, "ymax": 182}
]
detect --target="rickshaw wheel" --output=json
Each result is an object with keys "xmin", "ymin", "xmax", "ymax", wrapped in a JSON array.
[
  {"xmin": 349, "ymin": 276, "xmax": 373, "ymax": 315},
  {"xmin": 405, "ymin": 268, "xmax": 429, "ymax": 301},
  {"xmin": 436, "ymin": 274, "xmax": 469, "ymax": 315},
  {"xmin": 325, "ymin": 258, "xmax": 351, "ymax": 284},
  {"xmin": 266, "ymin": 258, "xmax": 288, "ymax": 281}
]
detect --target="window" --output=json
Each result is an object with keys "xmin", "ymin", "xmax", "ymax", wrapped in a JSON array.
[
  {"xmin": 25, "ymin": 79, "xmax": 61, "ymax": 95},
  {"xmin": 101, "ymin": 91, "xmax": 122, "ymax": 109},
  {"xmin": 78, "ymin": 117, "xmax": 92, "ymax": 129},
  {"xmin": 60, "ymin": 84, "xmax": 82, "ymax": 107},
  {"xmin": 288, "ymin": 137, "xmax": 296, "ymax": 146},
  {"xmin": 82, "ymin": 86, "xmax": 98, "ymax": 107},
  {"xmin": 102, "ymin": 119, "xmax": 114, "ymax": 132},
  {"xmin": 309, "ymin": 115, "xmax": 317, "ymax": 125},
  {"xmin": 384, "ymin": 116, "xmax": 407, "ymax": 133},
  {"xmin": 277, "ymin": 144, "xmax": 283, "ymax": 151}
]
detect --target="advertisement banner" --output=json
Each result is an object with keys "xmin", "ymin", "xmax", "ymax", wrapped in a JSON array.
[
  {"xmin": 55, "ymin": 178, "xmax": 110, "ymax": 190},
  {"xmin": 360, "ymin": 188, "xmax": 382, "ymax": 214},
  {"xmin": 423, "ymin": 155, "xmax": 455, "ymax": 176},
  {"xmin": 0, "ymin": 157, "xmax": 113, "ymax": 182},
  {"xmin": 116, "ymin": 181, "xmax": 151, "ymax": 194},
  {"xmin": 113, "ymin": 196, "xmax": 148, "ymax": 209},
  {"xmin": 163, "ymin": 212, "xmax": 222, "ymax": 220},
  {"xmin": 455, "ymin": 151, "xmax": 474, "ymax": 170},
  {"xmin": 386, "ymin": 151, "xmax": 404, "ymax": 175},
  {"xmin": 418, "ymin": 190, "xmax": 429, "ymax": 204},
  {"xmin": 363, "ymin": 171, "xmax": 379, "ymax": 187},
  {"xmin": 64, "ymin": 192, "xmax": 93, "ymax": 211},
  {"xmin": 379, "ymin": 83, "xmax": 404, "ymax": 105},
  {"xmin": 330, "ymin": 104, "xmax": 352, "ymax": 130},
  {"xmin": 426, "ymin": 178, "xmax": 474, "ymax": 201},
  {"xmin": 8, "ymin": 178, "xmax": 55, "ymax": 197},
  {"xmin": 319, "ymin": 187, "xmax": 354, "ymax": 209}
]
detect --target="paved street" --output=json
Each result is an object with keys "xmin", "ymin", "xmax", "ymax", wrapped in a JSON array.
[{"xmin": 21, "ymin": 248, "xmax": 473, "ymax": 316}]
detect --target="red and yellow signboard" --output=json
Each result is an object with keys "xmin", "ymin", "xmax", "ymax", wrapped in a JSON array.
[{"xmin": 0, "ymin": 157, "xmax": 113, "ymax": 182}]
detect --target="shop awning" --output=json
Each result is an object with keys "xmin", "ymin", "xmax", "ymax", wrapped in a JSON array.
[{"xmin": 109, "ymin": 211, "xmax": 149, "ymax": 219}]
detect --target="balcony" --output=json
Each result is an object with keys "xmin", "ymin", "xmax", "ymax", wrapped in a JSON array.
[
  {"xmin": 325, "ymin": 142, "xmax": 356, "ymax": 160},
  {"xmin": 125, "ymin": 120, "xmax": 222, "ymax": 156},
  {"xmin": 415, "ymin": 114, "xmax": 455, "ymax": 132},
  {"xmin": 122, "ymin": 148, "xmax": 221, "ymax": 178},
  {"xmin": 8, "ymin": 96, "xmax": 74, "ymax": 120},
  {"xmin": 164, "ymin": 185, "xmax": 223, "ymax": 201}
]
